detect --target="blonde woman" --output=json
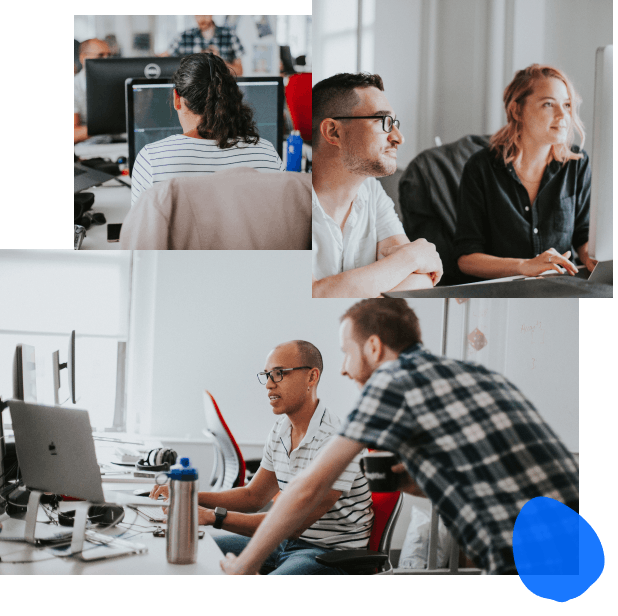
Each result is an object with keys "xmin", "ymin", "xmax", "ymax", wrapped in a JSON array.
[{"xmin": 454, "ymin": 65, "xmax": 596, "ymax": 279}]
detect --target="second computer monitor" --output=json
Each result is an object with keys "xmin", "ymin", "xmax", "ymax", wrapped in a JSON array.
[
  {"xmin": 12, "ymin": 344, "xmax": 37, "ymax": 402},
  {"xmin": 85, "ymin": 57, "xmax": 183, "ymax": 136},
  {"xmin": 589, "ymin": 45, "xmax": 613, "ymax": 262},
  {"xmin": 126, "ymin": 76, "xmax": 284, "ymax": 175}
]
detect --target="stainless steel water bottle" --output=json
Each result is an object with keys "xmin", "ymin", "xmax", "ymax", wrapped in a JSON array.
[{"xmin": 166, "ymin": 457, "xmax": 199, "ymax": 564}]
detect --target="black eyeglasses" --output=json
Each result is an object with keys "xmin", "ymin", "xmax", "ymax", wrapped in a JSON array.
[
  {"xmin": 257, "ymin": 366, "xmax": 312, "ymax": 385},
  {"xmin": 331, "ymin": 115, "xmax": 400, "ymax": 133}
]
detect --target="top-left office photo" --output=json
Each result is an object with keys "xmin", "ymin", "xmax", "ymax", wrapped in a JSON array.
[{"xmin": 74, "ymin": 15, "xmax": 312, "ymax": 250}]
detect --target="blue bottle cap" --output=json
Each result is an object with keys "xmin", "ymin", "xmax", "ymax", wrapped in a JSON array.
[{"xmin": 168, "ymin": 457, "xmax": 198, "ymax": 481}]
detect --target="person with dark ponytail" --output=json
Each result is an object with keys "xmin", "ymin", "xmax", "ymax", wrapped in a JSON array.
[{"xmin": 131, "ymin": 53, "xmax": 284, "ymax": 207}]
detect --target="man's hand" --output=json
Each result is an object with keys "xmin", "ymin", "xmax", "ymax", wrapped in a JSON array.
[
  {"xmin": 392, "ymin": 463, "xmax": 426, "ymax": 497},
  {"xmin": 149, "ymin": 484, "xmax": 169, "ymax": 500},
  {"xmin": 220, "ymin": 552, "xmax": 258, "ymax": 575},
  {"xmin": 518, "ymin": 249, "xmax": 578, "ymax": 277},
  {"xmin": 198, "ymin": 506, "xmax": 216, "ymax": 526},
  {"xmin": 379, "ymin": 239, "xmax": 443, "ymax": 285}
]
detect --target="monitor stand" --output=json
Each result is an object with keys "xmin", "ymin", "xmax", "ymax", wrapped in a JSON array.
[{"xmin": 24, "ymin": 490, "xmax": 90, "ymax": 556}]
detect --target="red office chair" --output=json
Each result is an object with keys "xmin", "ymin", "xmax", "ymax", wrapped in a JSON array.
[
  {"xmin": 285, "ymin": 72, "xmax": 312, "ymax": 143},
  {"xmin": 202, "ymin": 390, "xmax": 246, "ymax": 490},
  {"xmin": 315, "ymin": 491, "xmax": 404, "ymax": 574}
]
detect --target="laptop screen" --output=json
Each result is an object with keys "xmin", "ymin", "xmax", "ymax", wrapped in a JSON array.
[{"xmin": 126, "ymin": 77, "xmax": 284, "ymax": 175}]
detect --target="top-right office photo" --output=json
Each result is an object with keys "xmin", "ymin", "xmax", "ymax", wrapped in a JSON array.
[{"xmin": 311, "ymin": 0, "xmax": 612, "ymax": 298}]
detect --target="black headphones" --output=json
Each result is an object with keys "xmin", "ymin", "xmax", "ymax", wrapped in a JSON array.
[
  {"xmin": 136, "ymin": 447, "xmax": 178, "ymax": 472},
  {"xmin": 58, "ymin": 504, "xmax": 125, "ymax": 527}
]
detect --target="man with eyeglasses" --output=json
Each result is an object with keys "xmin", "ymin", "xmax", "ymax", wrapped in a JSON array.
[
  {"xmin": 312, "ymin": 73, "xmax": 443, "ymax": 297},
  {"xmin": 149, "ymin": 340, "xmax": 373, "ymax": 575}
]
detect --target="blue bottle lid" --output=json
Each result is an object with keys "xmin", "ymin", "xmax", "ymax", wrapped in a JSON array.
[{"xmin": 168, "ymin": 457, "xmax": 198, "ymax": 481}]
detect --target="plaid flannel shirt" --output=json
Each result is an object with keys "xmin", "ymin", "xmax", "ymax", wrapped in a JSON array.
[
  {"xmin": 169, "ymin": 26, "xmax": 244, "ymax": 62},
  {"xmin": 339, "ymin": 343, "xmax": 579, "ymax": 574}
]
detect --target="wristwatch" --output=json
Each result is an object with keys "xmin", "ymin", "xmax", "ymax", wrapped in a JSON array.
[{"xmin": 213, "ymin": 507, "xmax": 227, "ymax": 529}]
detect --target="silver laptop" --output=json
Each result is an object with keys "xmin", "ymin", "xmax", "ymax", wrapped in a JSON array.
[
  {"xmin": 4, "ymin": 401, "xmax": 148, "ymax": 559},
  {"xmin": 9, "ymin": 401, "xmax": 105, "ymax": 503},
  {"xmin": 74, "ymin": 162, "xmax": 116, "ymax": 193}
]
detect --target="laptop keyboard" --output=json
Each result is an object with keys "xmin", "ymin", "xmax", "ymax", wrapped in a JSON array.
[{"xmin": 74, "ymin": 167, "xmax": 87, "ymax": 177}]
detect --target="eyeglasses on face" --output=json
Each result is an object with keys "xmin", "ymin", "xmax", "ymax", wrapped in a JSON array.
[
  {"xmin": 331, "ymin": 115, "xmax": 400, "ymax": 133},
  {"xmin": 257, "ymin": 366, "xmax": 312, "ymax": 385}
]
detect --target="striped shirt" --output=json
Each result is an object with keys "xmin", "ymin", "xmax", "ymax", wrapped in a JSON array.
[
  {"xmin": 261, "ymin": 401, "xmax": 374, "ymax": 550},
  {"xmin": 131, "ymin": 135, "xmax": 285, "ymax": 207}
]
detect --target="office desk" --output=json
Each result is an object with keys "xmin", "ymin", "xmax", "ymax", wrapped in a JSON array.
[
  {"xmin": 386, "ymin": 271, "xmax": 612, "ymax": 298},
  {"xmin": 75, "ymin": 142, "xmax": 132, "ymax": 250},
  {"xmin": 0, "ymin": 488, "xmax": 225, "ymax": 574}
]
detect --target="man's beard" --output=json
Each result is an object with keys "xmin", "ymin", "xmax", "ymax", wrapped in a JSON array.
[{"xmin": 342, "ymin": 149, "xmax": 397, "ymax": 178}]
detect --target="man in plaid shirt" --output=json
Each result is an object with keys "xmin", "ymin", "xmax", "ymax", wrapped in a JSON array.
[
  {"xmin": 221, "ymin": 299, "xmax": 579, "ymax": 575},
  {"xmin": 162, "ymin": 15, "xmax": 244, "ymax": 75}
]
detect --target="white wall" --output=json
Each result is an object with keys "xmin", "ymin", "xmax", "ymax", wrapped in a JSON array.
[
  {"xmin": 126, "ymin": 252, "xmax": 445, "ymax": 444},
  {"xmin": 127, "ymin": 255, "xmax": 579, "ymax": 455}
]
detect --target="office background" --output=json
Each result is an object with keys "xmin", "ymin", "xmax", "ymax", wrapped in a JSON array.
[
  {"xmin": 0, "ymin": 250, "xmax": 580, "ymax": 554},
  {"xmin": 74, "ymin": 15, "xmax": 312, "ymax": 76},
  {"xmin": 313, "ymin": 0, "xmax": 612, "ymax": 172}
]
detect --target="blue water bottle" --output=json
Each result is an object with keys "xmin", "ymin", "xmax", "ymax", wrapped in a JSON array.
[{"xmin": 286, "ymin": 130, "xmax": 303, "ymax": 172}]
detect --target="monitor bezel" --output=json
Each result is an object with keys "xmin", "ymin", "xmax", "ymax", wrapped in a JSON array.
[{"xmin": 84, "ymin": 56, "xmax": 182, "ymax": 136}]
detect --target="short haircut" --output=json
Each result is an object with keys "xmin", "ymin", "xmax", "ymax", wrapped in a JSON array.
[
  {"xmin": 340, "ymin": 299, "xmax": 422, "ymax": 352},
  {"xmin": 293, "ymin": 340, "xmax": 323, "ymax": 383},
  {"xmin": 312, "ymin": 72, "xmax": 384, "ymax": 144}
]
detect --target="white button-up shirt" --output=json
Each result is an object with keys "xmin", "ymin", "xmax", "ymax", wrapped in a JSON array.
[{"xmin": 312, "ymin": 178, "xmax": 405, "ymax": 280}]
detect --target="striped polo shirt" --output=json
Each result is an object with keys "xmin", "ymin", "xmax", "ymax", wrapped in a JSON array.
[
  {"xmin": 131, "ymin": 135, "xmax": 285, "ymax": 206},
  {"xmin": 261, "ymin": 401, "xmax": 374, "ymax": 550}
]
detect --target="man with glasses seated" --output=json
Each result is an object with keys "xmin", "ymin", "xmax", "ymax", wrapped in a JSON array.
[
  {"xmin": 149, "ymin": 340, "xmax": 373, "ymax": 575},
  {"xmin": 312, "ymin": 73, "xmax": 443, "ymax": 297}
]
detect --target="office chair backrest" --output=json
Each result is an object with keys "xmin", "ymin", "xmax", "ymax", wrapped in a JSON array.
[
  {"xmin": 285, "ymin": 72, "xmax": 312, "ymax": 143},
  {"xmin": 120, "ymin": 169, "xmax": 312, "ymax": 250},
  {"xmin": 398, "ymin": 134, "xmax": 490, "ymax": 285},
  {"xmin": 369, "ymin": 491, "xmax": 403, "ymax": 554},
  {"xmin": 203, "ymin": 391, "xmax": 246, "ymax": 489}
]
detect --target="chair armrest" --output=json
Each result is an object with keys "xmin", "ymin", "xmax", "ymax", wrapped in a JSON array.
[{"xmin": 315, "ymin": 549, "xmax": 388, "ymax": 568}]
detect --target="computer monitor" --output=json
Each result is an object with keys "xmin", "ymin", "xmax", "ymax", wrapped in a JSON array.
[
  {"xmin": 52, "ymin": 330, "xmax": 76, "ymax": 405},
  {"xmin": 126, "ymin": 76, "xmax": 284, "ymax": 174},
  {"xmin": 12, "ymin": 344, "xmax": 37, "ymax": 402},
  {"xmin": 589, "ymin": 45, "xmax": 613, "ymax": 262},
  {"xmin": 85, "ymin": 57, "xmax": 182, "ymax": 136}
]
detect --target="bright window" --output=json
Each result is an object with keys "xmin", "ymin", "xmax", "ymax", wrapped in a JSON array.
[{"xmin": 0, "ymin": 251, "xmax": 132, "ymax": 431}]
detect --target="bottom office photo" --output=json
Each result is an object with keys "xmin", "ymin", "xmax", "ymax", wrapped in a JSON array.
[{"xmin": 0, "ymin": 250, "xmax": 606, "ymax": 604}]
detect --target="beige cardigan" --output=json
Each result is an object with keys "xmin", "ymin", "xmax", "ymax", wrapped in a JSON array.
[{"xmin": 120, "ymin": 168, "xmax": 311, "ymax": 250}]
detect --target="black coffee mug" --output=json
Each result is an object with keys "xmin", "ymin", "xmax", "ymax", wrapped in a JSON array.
[{"xmin": 360, "ymin": 451, "xmax": 400, "ymax": 492}]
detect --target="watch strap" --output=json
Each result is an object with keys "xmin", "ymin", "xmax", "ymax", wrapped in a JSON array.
[{"xmin": 213, "ymin": 507, "xmax": 227, "ymax": 529}]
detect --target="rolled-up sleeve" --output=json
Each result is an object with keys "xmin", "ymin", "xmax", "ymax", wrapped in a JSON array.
[
  {"xmin": 453, "ymin": 160, "xmax": 489, "ymax": 261},
  {"xmin": 373, "ymin": 180, "xmax": 405, "ymax": 243}
]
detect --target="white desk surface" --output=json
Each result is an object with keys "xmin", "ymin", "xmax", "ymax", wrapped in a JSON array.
[{"xmin": 0, "ymin": 487, "xmax": 225, "ymax": 574}]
